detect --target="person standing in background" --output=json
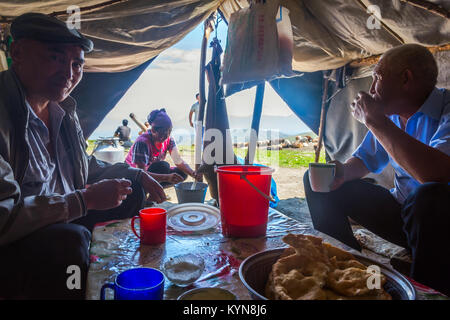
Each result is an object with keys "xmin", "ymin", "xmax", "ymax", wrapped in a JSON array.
[
  {"xmin": 189, "ymin": 93, "xmax": 200, "ymax": 128},
  {"xmin": 114, "ymin": 119, "xmax": 132, "ymax": 148}
]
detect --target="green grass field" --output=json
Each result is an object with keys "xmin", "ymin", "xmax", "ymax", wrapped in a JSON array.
[
  {"xmin": 87, "ymin": 140, "xmax": 326, "ymax": 168},
  {"xmin": 236, "ymin": 148, "xmax": 325, "ymax": 167},
  {"xmin": 179, "ymin": 145, "xmax": 326, "ymax": 168}
]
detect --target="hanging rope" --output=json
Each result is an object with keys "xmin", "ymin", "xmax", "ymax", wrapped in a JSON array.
[
  {"xmin": 0, "ymin": 23, "xmax": 7, "ymax": 51},
  {"xmin": 0, "ymin": 0, "xmax": 129, "ymax": 23},
  {"xmin": 400, "ymin": 0, "xmax": 450, "ymax": 19},
  {"xmin": 49, "ymin": 0, "xmax": 129, "ymax": 17},
  {"xmin": 315, "ymin": 73, "xmax": 329, "ymax": 163},
  {"xmin": 354, "ymin": 0, "xmax": 404, "ymax": 44}
]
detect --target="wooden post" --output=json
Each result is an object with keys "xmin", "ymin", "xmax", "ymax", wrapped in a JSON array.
[{"xmin": 315, "ymin": 74, "xmax": 329, "ymax": 163}]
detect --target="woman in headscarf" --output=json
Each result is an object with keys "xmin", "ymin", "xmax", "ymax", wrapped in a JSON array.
[{"xmin": 126, "ymin": 109, "xmax": 201, "ymax": 187}]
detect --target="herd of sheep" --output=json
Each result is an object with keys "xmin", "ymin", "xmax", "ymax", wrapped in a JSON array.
[{"xmin": 232, "ymin": 135, "xmax": 319, "ymax": 151}]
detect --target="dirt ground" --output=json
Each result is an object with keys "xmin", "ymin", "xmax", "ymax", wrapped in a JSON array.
[
  {"xmin": 165, "ymin": 149, "xmax": 307, "ymax": 199},
  {"xmin": 164, "ymin": 149, "xmax": 312, "ymax": 225}
]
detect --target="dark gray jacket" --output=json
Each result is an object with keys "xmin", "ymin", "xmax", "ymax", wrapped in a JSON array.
[{"xmin": 0, "ymin": 69, "xmax": 141, "ymax": 245}]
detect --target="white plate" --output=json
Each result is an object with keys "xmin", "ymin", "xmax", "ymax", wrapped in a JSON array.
[{"xmin": 167, "ymin": 203, "xmax": 220, "ymax": 232}]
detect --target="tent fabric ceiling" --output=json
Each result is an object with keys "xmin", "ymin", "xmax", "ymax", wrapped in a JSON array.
[
  {"xmin": 0, "ymin": 0, "xmax": 222, "ymax": 72},
  {"xmin": 220, "ymin": 0, "xmax": 450, "ymax": 72},
  {"xmin": 1, "ymin": 0, "xmax": 448, "ymax": 73}
]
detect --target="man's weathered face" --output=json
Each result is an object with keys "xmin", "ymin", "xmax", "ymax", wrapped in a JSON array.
[
  {"xmin": 12, "ymin": 40, "xmax": 85, "ymax": 102},
  {"xmin": 369, "ymin": 58, "xmax": 407, "ymax": 116}
]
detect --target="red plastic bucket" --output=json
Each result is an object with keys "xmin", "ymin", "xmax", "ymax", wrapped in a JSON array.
[{"xmin": 216, "ymin": 165, "xmax": 274, "ymax": 238}]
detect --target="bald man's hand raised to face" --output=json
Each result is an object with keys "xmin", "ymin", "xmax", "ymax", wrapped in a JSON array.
[{"xmin": 350, "ymin": 91, "xmax": 387, "ymax": 126}]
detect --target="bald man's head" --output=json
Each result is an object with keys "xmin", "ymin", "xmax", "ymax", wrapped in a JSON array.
[
  {"xmin": 368, "ymin": 44, "xmax": 439, "ymax": 117},
  {"xmin": 380, "ymin": 44, "xmax": 438, "ymax": 93}
]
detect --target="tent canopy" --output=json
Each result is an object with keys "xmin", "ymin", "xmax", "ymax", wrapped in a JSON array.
[
  {"xmin": 1, "ymin": 0, "xmax": 449, "ymax": 184},
  {"xmin": 1, "ymin": 0, "xmax": 448, "ymax": 72}
]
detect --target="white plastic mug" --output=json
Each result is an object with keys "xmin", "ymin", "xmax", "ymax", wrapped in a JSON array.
[{"xmin": 308, "ymin": 163, "xmax": 336, "ymax": 192}]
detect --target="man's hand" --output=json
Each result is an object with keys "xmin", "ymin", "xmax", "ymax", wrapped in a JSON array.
[
  {"xmin": 192, "ymin": 170, "xmax": 203, "ymax": 182},
  {"xmin": 166, "ymin": 173, "xmax": 184, "ymax": 185},
  {"xmin": 140, "ymin": 171, "xmax": 166, "ymax": 203},
  {"xmin": 328, "ymin": 157, "xmax": 370, "ymax": 191},
  {"xmin": 82, "ymin": 178, "xmax": 133, "ymax": 211},
  {"xmin": 350, "ymin": 91, "xmax": 386, "ymax": 126},
  {"xmin": 329, "ymin": 160, "xmax": 346, "ymax": 191}
]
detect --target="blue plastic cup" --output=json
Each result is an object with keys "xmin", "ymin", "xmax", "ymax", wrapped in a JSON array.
[{"xmin": 100, "ymin": 268, "xmax": 165, "ymax": 300}]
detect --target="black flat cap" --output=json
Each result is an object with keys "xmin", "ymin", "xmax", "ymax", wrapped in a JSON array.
[{"xmin": 11, "ymin": 12, "xmax": 93, "ymax": 52}]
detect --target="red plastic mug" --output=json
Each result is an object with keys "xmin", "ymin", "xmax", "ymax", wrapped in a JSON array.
[{"xmin": 131, "ymin": 208, "xmax": 167, "ymax": 245}]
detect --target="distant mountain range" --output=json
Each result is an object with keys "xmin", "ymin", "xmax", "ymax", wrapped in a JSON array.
[
  {"xmin": 91, "ymin": 114, "xmax": 312, "ymax": 145},
  {"xmin": 172, "ymin": 114, "xmax": 313, "ymax": 145}
]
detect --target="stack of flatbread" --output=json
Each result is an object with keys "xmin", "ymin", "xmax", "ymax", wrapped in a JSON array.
[{"xmin": 266, "ymin": 234, "xmax": 392, "ymax": 300}]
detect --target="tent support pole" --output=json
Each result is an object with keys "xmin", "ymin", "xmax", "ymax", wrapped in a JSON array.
[
  {"xmin": 245, "ymin": 82, "xmax": 265, "ymax": 165},
  {"xmin": 196, "ymin": 13, "xmax": 215, "ymax": 172},
  {"xmin": 315, "ymin": 74, "xmax": 329, "ymax": 163}
]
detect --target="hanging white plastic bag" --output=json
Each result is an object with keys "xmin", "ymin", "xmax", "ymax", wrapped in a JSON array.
[
  {"xmin": 221, "ymin": 0, "xmax": 280, "ymax": 84},
  {"xmin": 276, "ymin": 6, "xmax": 295, "ymax": 77},
  {"xmin": 221, "ymin": 1, "xmax": 294, "ymax": 84}
]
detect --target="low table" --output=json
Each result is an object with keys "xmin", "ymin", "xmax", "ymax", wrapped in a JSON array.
[{"xmin": 86, "ymin": 208, "xmax": 447, "ymax": 300}]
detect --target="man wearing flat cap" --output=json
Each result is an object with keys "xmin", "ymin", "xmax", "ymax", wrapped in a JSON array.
[{"xmin": 0, "ymin": 13, "xmax": 166, "ymax": 299}]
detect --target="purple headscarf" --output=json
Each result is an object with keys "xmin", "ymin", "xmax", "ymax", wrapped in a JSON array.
[{"xmin": 147, "ymin": 108, "xmax": 172, "ymax": 128}]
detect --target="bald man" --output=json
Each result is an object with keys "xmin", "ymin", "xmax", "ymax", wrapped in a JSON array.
[{"xmin": 304, "ymin": 44, "xmax": 450, "ymax": 295}]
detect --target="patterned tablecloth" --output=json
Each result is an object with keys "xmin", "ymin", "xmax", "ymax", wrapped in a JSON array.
[{"xmin": 86, "ymin": 207, "xmax": 448, "ymax": 300}]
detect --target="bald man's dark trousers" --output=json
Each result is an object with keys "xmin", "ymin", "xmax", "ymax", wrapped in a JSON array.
[{"xmin": 303, "ymin": 171, "xmax": 450, "ymax": 296}]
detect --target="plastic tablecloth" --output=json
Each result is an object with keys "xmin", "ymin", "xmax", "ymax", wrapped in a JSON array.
[{"xmin": 86, "ymin": 208, "xmax": 448, "ymax": 300}]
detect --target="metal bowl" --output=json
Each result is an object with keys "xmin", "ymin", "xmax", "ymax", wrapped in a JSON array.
[
  {"xmin": 162, "ymin": 254, "xmax": 205, "ymax": 287},
  {"xmin": 239, "ymin": 247, "xmax": 416, "ymax": 300}
]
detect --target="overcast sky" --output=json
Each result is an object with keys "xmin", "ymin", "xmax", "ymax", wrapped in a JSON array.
[{"xmin": 91, "ymin": 21, "xmax": 309, "ymax": 140}]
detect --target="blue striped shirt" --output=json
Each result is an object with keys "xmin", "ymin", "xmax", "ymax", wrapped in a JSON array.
[
  {"xmin": 353, "ymin": 87, "xmax": 450, "ymax": 204},
  {"xmin": 22, "ymin": 100, "xmax": 83, "ymax": 212}
]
